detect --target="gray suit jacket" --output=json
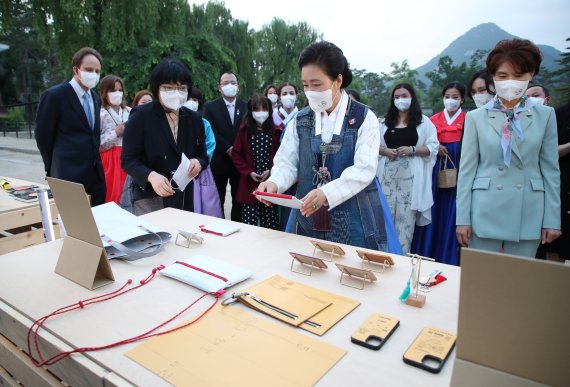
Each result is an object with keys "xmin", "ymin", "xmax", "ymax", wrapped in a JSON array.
[{"xmin": 457, "ymin": 104, "xmax": 560, "ymax": 241}]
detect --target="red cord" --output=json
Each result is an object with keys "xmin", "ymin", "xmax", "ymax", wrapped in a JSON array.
[{"xmin": 27, "ymin": 265, "xmax": 225, "ymax": 367}]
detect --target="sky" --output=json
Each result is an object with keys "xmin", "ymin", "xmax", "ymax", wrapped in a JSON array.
[{"xmin": 189, "ymin": 0, "xmax": 570, "ymax": 74}]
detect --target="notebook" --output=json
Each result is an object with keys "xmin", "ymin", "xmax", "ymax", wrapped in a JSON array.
[{"xmin": 161, "ymin": 255, "xmax": 252, "ymax": 293}]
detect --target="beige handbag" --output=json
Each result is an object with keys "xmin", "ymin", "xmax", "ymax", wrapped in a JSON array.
[{"xmin": 437, "ymin": 154, "xmax": 457, "ymax": 189}]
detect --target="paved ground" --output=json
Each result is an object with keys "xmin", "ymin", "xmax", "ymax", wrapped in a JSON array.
[{"xmin": 0, "ymin": 133, "xmax": 232, "ymax": 218}]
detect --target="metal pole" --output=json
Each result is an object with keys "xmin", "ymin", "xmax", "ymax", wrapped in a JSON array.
[{"xmin": 36, "ymin": 187, "xmax": 55, "ymax": 242}]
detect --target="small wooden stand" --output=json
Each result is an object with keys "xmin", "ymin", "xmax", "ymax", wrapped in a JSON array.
[
  {"xmin": 310, "ymin": 240, "xmax": 345, "ymax": 262},
  {"xmin": 404, "ymin": 253, "xmax": 433, "ymax": 308},
  {"xmin": 356, "ymin": 250, "xmax": 394, "ymax": 273},
  {"xmin": 336, "ymin": 263, "xmax": 377, "ymax": 290},
  {"xmin": 289, "ymin": 252, "xmax": 328, "ymax": 276},
  {"xmin": 405, "ymin": 293, "xmax": 426, "ymax": 308},
  {"xmin": 47, "ymin": 178, "xmax": 114, "ymax": 290}
]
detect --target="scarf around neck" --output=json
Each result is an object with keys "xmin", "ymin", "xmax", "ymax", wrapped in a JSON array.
[{"xmin": 484, "ymin": 95, "xmax": 535, "ymax": 167}]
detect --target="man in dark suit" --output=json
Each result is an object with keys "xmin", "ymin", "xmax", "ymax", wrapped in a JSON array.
[
  {"xmin": 203, "ymin": 71, "xmax": 247, "ymax": 221},
  {"xmin": 35, "ymin": 47, "xmax": 106, "ymax": 206}
]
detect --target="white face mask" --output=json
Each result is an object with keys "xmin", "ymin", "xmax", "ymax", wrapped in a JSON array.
[
  {"xmin": 443, "ymin": 98, "xmax": 461, "ymax": 112},
  {"xmin": 493, "ymin": 79, "xmax": 530, "ymax": 101},
  {"xmin": 473, "ymin": 92, "xmax": 493, "ymax": 108},
  {"xmin": 108, "ymin": 91, "xmax": 123, "ymax": 106},
  {"xmin": 160, "ymin": 90, "xmax": 187, "ymax": 111},
  {"xmin": 183, "ymin": 100, "xmax": 199, "ymax": 112},
  {"xmin": 528, "ymin": 96, "xmax": 545, "ymax": 106},
  {"xmin": 252, "ymin": 111, "xmax": 269, "ymax": 125},
  {"xmin": 305, "ymin": 89, "xmax": 335, "ymax": 113},
  {"xmin": 394, "ymin": 98, "xmax": 412, "ymax": 112},
  {"xmin": 79, "ymin": 70, "xmax": 100, "ymax": 89},
  {"xmin": 267, "ymin": 94, "xmax": 278, "ymax": 104},
  {"xmin": 281, "ymin": 94, "xmax": 297, "ymax": 109},
  {"xmin": 221, "ymin": 84, "xmax": 238, "ymax": 98}
]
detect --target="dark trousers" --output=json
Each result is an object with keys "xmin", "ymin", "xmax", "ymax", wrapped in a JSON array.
[
  {"xmin": 51, "ymin": 164, "xmax": 106, "ymax": 207},
  {"xmin": 213, "ymin": 167, "xmax": 241, "ymax": 221},
  {"xmin": 87, "ymin": 180, "xmax": 106, "ymax": 206}
]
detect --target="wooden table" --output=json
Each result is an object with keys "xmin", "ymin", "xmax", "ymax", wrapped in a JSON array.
[
  {"xmin": 0, "ymin": 208, "xmax": 460, "ymax": 386},
  {"xmin": 0, "ymin": 177, "xmax": 59, "ymax": 255}
]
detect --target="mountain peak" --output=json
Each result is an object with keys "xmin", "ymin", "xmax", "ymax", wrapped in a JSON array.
[{"xmin": 416, "ymin": 23, "xmax": 561, "ymax": 82}]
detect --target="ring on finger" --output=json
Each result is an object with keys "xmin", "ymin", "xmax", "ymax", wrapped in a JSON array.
[{"xmin": 312, "ymin": 202, "xmax": 319, "ymax": 209}]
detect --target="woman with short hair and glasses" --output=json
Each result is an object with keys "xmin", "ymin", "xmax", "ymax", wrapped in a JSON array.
[{"xmin": 121, "ymin": 59, "xmax": 208, "ymax": 215}]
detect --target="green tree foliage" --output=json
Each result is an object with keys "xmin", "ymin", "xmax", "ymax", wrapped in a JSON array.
[
  {"xmin": 425, "ymin": 51, "xmax": 488, "ymax": 112},
  {"xmin": 7, "ymin": 0, "xmax": 564, "ymax": 114},
  {"xmin": 354, "ymin": 60, "xmax": 422, "ymax": 118},
  {"xmin": 352, "ymin": 69, "xmax": 390, "ymax": 117},
  {"xmin": 188, "ymin": 2, "xmax": 255, "ymax": 99},
  {"xmin": 387, "ymin": 60, "xmax": 418, "ymax": 86},
  {"xmin": 0, "ymin": 0, "xmax": 58, "ymax": 104},
  {"xmin": 254, "ymin": 18, "xmax": 320, "ymax": 92},
  {"xmin": 549, "ymin": 37, "xmax": 570, "ymax": 105}
]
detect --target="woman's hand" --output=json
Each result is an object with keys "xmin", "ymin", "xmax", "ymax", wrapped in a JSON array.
[
  {"xmin": 259, "ymin": 170, "xmax": 270, "ymax": 182},
  {"xmin": 148, "ymin": 171, "xmax": 174, "ymax": 197},
  {"xmin": 115, "ymin": 123, "xmax": 125, "ymax": 137},
  {"xmin": 541, "ymin": 228, "xmax": 562, "ymax": 244},
  {"xmin": 255, "ymin": 181, "xmax": 278, "ymax": 206},
  {"xmin": 187, "ymin": 158, "xmax": 202, "ymax": 178},
  {"xmin": 456, "ymin": 225, "xmax": 472, "ymax": 247},
  {"xmin": 383, "ymin": 148, "xmax": 398, "ymax": 160},
  {"xmin": 396, "ymin": 146, "xmax": 413, "ymax": 157},
  {"xmin": 301, "ymin": 189, "xmax": 328, "ymax": 217},
  {"xmin": 249, "ymin": 172, "xmax": 263, "ymax": 182},
  {"xmin": 437, "ymin": 145, "xmax": 448, "ymax": 157}
]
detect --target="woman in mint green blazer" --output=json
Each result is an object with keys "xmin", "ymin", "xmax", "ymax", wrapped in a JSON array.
[{"xmin": 456, "ymin": 39, "xmax": 561, "ymax": 257}]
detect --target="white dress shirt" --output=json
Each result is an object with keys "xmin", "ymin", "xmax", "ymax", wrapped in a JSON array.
[
  {"xmin": 268, "ymin": 90, "xmax": 380, "ymax": 210},
  {"xmin": 223, "ymin": 97, "xmax": 235, "ymax": 124},
  {"xmin": 69, "ymin": 78, "xmax": 95, "ymax": 127}
]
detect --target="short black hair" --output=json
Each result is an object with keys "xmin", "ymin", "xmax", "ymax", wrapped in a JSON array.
[
  {"xmin": 149, "ymin": 59, "xmax": 192, "ymax": 99},
  {"xmin": 298, "ymin": 41, "xmax": 353, "ymax": 88},
  {"xmin": 188, "ymin": 86, "xmax": 204, "ymax": 104},
  {"xmin": 442, "ymin": 82, "xmax": 466, "ymax": 99},
  {"xmin": 72, "ymin": 47, "xmax": 103, "ymax": 68},
  {"xmin": 527, "ymin": 83, "xmax": 550, "ymax": 97},
  {"xmin": 384, "ymin": 83, "xmax": 423, "ymax": 129},
  {"xmin": 219, "ymin": 70, "xmax": 238, "ymax": 82},
  {"xmin": 467, "ymin": 69, "xmax": 495, "ymax": 100}
]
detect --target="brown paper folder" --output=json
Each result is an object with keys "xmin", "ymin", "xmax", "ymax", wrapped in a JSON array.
[
  {"xmin": 127, "ymin": 305, "xmax": 346, "ymax": 387},
  {"xmin": 238, "ymin": 275, "xmax": 331, "ymax": 326},
  {"xmin": 239, "ymin": 275, "xmax": 360, "ymax": 335},
  {"xmin": 47, "ymin": 178, "xmax": 114, "ymax": 290},
  {"xmin": 451, "ymin": 248, "xmax": 570, "ymax": 386}
]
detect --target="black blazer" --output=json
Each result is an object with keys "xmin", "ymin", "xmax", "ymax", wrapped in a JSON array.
[
  {"xmin": 35, "ymin": 81, "xmax": 105, "ymax": 194},
  {"xmin": 121, "ymin": 101, "xmax": 208, "ymax": 210},
  {"xmin": 203, "ymin": 97, "xmax": 247, "ymax": 173}
]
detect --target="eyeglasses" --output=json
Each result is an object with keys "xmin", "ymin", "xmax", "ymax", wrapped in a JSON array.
[{"xmin": 160, "ymin": 85, "xmax": 188, "ymax": 93}]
